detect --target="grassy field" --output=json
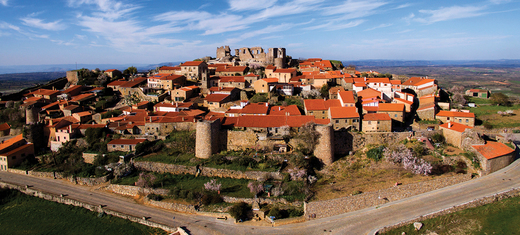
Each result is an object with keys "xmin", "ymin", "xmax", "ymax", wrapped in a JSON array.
[
  {"xmin": 382, "ymin": 195, "xmax": 520, "ymax": 235},
  {"xmin": 0, "ymin": 188, "xmax": 166, "ymax": 235},
  {"xmin": 469, "ymin": 104, "xmax": 520, "ymax": 128}
]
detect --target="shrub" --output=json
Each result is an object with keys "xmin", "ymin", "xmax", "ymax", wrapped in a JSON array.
[
  {"xmin": 204, "ymin": 179, "xmax": 221, "ymax": 192},
  {"xmin": 228, "ymin": 202, "xmax": 251, "ymax": 220},
  {"xmin": 267, "ymin": 207, "xmax": 282, "ymax": 219},
  {"xmin": 147, "ymin": 194, "xmax": 163, "ymax": 201},
  {"xmin": 483, "ymin": 122, "xmax": 493, "ymax": 129},
  {"xmin": 366, "ymin": 146, "xmax": 385, "ymax": 161},
  {"xmin": 169, "ymin": 187, "xmax": 180, "ymax": 198},
  {"xmin": 201, "ymin": 193, "xmax": 223, "ymax": 205},
  {"xmin": 430, "ymin": 133, "xmax": 445, "ymax": 144}
]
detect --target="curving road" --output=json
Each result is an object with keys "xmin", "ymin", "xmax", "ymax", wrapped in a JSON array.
[{"xmin": 1, "ymin": 157, "xmax": 520, "ymax": 235}]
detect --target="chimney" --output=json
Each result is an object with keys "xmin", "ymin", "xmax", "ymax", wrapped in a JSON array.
[
  {"xmin": 448, "ymin": 122, "xmax": 452, "ymax": 128},
  {"xmin": 149, "ymin": 117, "xmax": 152, "ymax": 122},
  {"xmin": 69, "ymin": 125, "xmax": 72, "ymax": 133},
  {"xmin": 265, "ymin": 103, "xmax": 268, "ymax": 107}
]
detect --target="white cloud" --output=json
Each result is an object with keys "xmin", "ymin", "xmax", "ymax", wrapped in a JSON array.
[
  {"xmin": 306, "ymin": 19, "xmax": 364, "ymax": 31},
  {"xmin": 228, "ymin": 0, "xmax": 278, "ymax": 11},
  {"xmin": 394, "ymin": 3, "xmax": 412, "ymax": 9},
  {"xmin": 322, "ymin": 0, "xmax": 388, "ymax": 16},
  {"xmin": 0, "ymin": 21, "xmax": 20, "ymax": 31},
  {"xmin": 21, "ymin": 17, "xmax": 67, "ymax": 31},
  {"xmin": 415, "ymin": 5, "xmax": 487, "ymax": 24},
  {"xmin": 0, "ymin": 0, "xmax": 7, "ymax": 6},
  {"xmin": 488, "ymin": 0, "xmax": 511, "ymax": 4},
  {"xmin": 75, "ymin": 34, "xmax": 87, "ymax": 40},
  {"xmin": 364, "ymin": 23, "xmax": 392, "ymax": 31}
]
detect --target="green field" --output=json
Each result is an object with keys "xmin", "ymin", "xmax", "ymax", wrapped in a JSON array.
[
  {"xmin": 382, "ymin": 195, "xmax": 520, "ymax": 235},
  {"xmin": 0, "ymin": 188, "xmax": 166, "ymax": 235}
]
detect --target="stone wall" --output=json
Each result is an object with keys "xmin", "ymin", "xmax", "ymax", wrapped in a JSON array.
[
  {"xmin": 304, "ymin": 174, "xmax": 471, "ymax": 219},
  {"xmin": 143, "ymin": 197, "xmax": 197, "ymax": 214},
  {"xmin": 82, "ymin": 152, "xmax": 98, "ymax": 164},
  {"xmin": 222, "ymin": 196, "xmax": 302, "ymax": 207},
  {"xmin": 132, "ymin": 161, "xmax": 283, "ymax": 180},
  {"xmin": 376, "ymin": 188, "xmax": 520, "ymax": 234},
  {"xmin": 104, "ymin": 184, "xmax": 169, "ymax": 197},
  {"xmin": 7, "ymin": 169, "xmax": 110, "ymax": 186},
  {"xmin": 0, "ymin": 182, "xmax": 178, "ymax": 233}
]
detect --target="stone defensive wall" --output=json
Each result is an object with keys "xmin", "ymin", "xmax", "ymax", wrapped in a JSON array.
[
  {"xmin": 133, "ymin": 161, "xmax": 283, "ymax": 180},
  {"xmin": 7, "ymin": 169, "xmax": 110, "ymax": 186},
  {"xmin": 374, "ymin": 188, "xmax": 520, "ymax": 234},
  {"xmin": 0, "ymin": 181, "xmax": 179, "ymax": 234},
  {"xmin": 104, "ymin": 184, "xmax": 169, "ymax": 197},
  {"xmin": 304, "ymin": 173, "xmax": 471, "ymax": 219}
]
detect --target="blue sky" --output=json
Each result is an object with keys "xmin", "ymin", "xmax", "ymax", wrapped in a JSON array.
[{"xmin": 0, "ymin": 0, "xmax": 519, "ymax": 66}]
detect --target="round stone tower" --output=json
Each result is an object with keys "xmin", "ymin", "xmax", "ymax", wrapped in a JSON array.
[
  {"xmin": 25, "ymin": 104, "xmax": 40, "ymax": 125},
  {"xmin": 274, "ymin": 58, "xmax": 284, "ymax": 69},
  {"xmin": 314, "ymin": 124, "xmax": 334, "ymax": 165},
  {"xmin": 195, "ymin": 119, "xmax": 220, "ymax": 159}
]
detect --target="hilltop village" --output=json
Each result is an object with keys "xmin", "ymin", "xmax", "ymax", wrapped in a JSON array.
[{"xmin": 0, "ymin": 46, "xmax": 517, "ymax": 223}]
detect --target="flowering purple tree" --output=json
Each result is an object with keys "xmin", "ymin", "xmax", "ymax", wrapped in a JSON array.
[
  {"xmin": 204, "ymin": 179, "xmax": 222, "ymax": 192},
  {"xmin": 248, "ymin": 181, "xmax": 264, "ymax": 195},
  {"xmin": 288, "ymin": 168, "xmax": 306, "ymax": 180},
  {"xmin": 383, "ymin": 144, "xmax": 432, "ymax": 176},
  {"xmin": 135, "ymin": 172, "xmax": 157, "ymax": 189}
]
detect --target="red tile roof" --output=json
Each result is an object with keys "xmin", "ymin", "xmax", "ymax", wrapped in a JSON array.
[
  {"xmin": 219, "ymin": 76, "xmax": 245, "ymax": 83},
  {"xmin": 275, "ymin": 68, "xmax": 297, "ymax": 73},
  {"xmin": 436, "ymin": 110, "xmax": 475, "ymax": 118},
  {"xmin": 260, "ymin": 78, "xmax": 278, "ymax": 83},
  {"xmin": 338, "ymin": 91, "xmax": 355, "ymax": 104},
  {"xmin": 304, "ymin": 99, "xmax": 341, "ymax": 111},
  {"xmin": 0, "ymin": 134, "xmax": 24, "ymax": 152},
  {"xmin": 393, "ymin": 98, "xmax": 414, "ymax": 105},
  {"xmin": 402, "ymin": 77, "xmax": 424, "ymax": 86},
  {"xmin": 269, "ymin": 105, "xmax": 301, "ymax": 116},
  {"xmin": 107, "ymin": 80, "xmax": 127, "ymax": 87},
  {"xmin": 439, "ymin": 122, "xmax": 472, "ymax": 133},
  {"xmin": 26, "ymin": 89, "xmax": 61, "ymax": 97},
  {"xmin": 62, "ymin": 85, "xmax": 84, "ymax": 94},
  {"xmin": 235, "ymin": 115, "xmax": 317, "ymax": 128},
  {"xmin": 70, "ymin": 93, "xmax": 95, "ymax": 102},
  {"xmin": 363, "ymin": 113, "xmax": 391, "ymax": 121},
  {"xmin": 366, "ymin": 78, "xmax": 390, "ymax": 84},
  {"xmin": 181, "ymin": 61, "xmax": 204, "ymax": 66},
  {"xmin": 472, "ymin": 141, "xmax": 514, "ymax": 160},
  {"xmin": 329, "ymin": 106, "xmax": 359, "ymax": 119},
  {"xmin": 119, "ymin": 77, "xmax": 147, "ymax": 88},
  {"xmin": 105, "ymin": 69, "xmax": 117, "ymax": 72},
  {"xmin": 0, "ymin": 123, "xmax": 10, "ymax": 131},
  {"xmin": 159, "ymin": 66, "xmax": 181, "ymax": 70},
  {"xmin": 241, "ymin": 103, "xmax": 269, "ymax": 115},
  {"xmin": 108, "ymin": 138, "xmax": 147, "ymax": 145},
  {"xmin": 378, "ymin": 103, "xmax": 405, "ymax": 112},
  {"xmin": 357, "ymin": 88, "xmax": 381, "ymax": 99},
  {"xmin": 205, "ymin": 94, "xmax": 229, "ymax": 102}
]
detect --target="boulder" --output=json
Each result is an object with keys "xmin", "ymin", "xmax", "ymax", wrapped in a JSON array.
[{"xmin": 414, "ymin": 222, "xmax": 423, "ymax": 231}]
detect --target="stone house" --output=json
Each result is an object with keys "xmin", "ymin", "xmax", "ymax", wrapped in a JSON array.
[
  {"xmin": 160, "ymin": 75, "xmax": 186, "ymax": 91},
  {"xmin": 253, "ymin": 78, "xmax": 278, "ymax": 93},
  {"xmin": 104, "ymin": 69, "xmax": 122, "ymax": 78},
  {"xmin": 357, "ymin": 88, "xmax": 382, "ymax": 107},
  {"xmin": 340, "ymin": 77, "xmax": 354, "ymax": 91},
  {"xmin": 304, "ymin": 99, "xmax": 341, "ymax": 119},
  {"xmin": 154, "ymin": 102, "xmax": 194, "ymax": 112},
  {"xmin": 180, "ymin": 61, "xmax": 208, "ymax": 81},
  {"xmin": 209, "ymin": 87, "xmax": 240, "ymax": 100},
  {"xmin": 62, "ymin": 104, "xmax": 82, "ymax": 116},
  {"xmin": 25, "ymin": 89, "xmax": 61, "ymax": 102},
  {"xmin": 0, "ymin": 123, "xmax": 10, "ymax": 137},
  {"xmin": 377, "ymin": 103, "xmax": 405, "ymax": 126},
  {"xmin": 472, "ymin": 141, "xmax": 515, "ymax": 175},
  {"xmin": 171, "ymin": 86, "xmax": 198, "ymax": 102},
  {"xmin": 417, "ymin": 104, "xmax": 436, "ymax": 121},
  {"xmin": 0, "ymin": 134, "xmax": 35, "ymax": 171},
  {"xmin": 362, "ymin": 113, "xmax": 392, "ymax": 133},
  {"xmin": 328, "ymin": 106, "xmax": 360, "ymax": 131},
  {"xmin": 465, "ymin": 89, "xmax": 490, "ymax": 99},
  {"xmin": 115, "ymin": 77, "xmax": 148, "ymax": 96},
  {"xmin": 204, "ymin": 94, "xmax": 232, "ymax": 110},
  {"xmin": 107, "ymin": 138, "xmax": 147, "ymax": 152},
  {"xmin": 106, "ymin": 79, "xmax": 127, "ymax": 90},
  {"xmin": 72, "ymin": 111, "xmax": 93, "ymax": 123},
  {"xmin": 218, "ymin": 76, "xmax": 246, "ymax": 89},
  {"xmin": 439, "ymin": 122, "xmax": 472, "ymax": 148},
  {"xmin": 244, "ymin": 73, "xmax": 260, "ymax": 87},
  {"xmin": 366, "ymin": 77, "xmax": 392, "ymax": 100},
  {"xmin": 265, "ymin": 67, "xmax": 297, "ymax": 83},
  {"xmin": 436, "ymin": 110, "xmax": 475, "ymax": 127},
  {"xmin": 61, "ymin": 85, "xmax": 84, "ymax": 98},
  {"xmin": 268, "ymin": 105, "xmax": 301, "ymax": 116}
]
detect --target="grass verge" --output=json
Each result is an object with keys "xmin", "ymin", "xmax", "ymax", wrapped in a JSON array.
[{"xmin": 0, "ymin": 187, "xmax": 166, "ymax": 235}]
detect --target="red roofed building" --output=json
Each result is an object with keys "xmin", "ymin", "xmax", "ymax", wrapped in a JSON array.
[
  {"xmin": 329, "ymin": 106, "xmax": 360, "ymax": 131},
  {"xmin": 218, "ymin": 76, "xmax": 246, "ymax": 89},
  {"xmin": 436, "ymin": 110, "xmax": 475, "ymax": 127},
  {"xmin": 25, "ymin": 89, "xmax": 61, "ymax": 102},
  {"xmin": 377, "ymin": 103, "xmax": 405, "ymax": 124},
  {"xmin": 304, "ymin": 99, "xmax": 341, "ymax": 119},
  {"xmin": 402, "ymin": 77, "xmax": 437, "ymax": 97},
  {"xmin": 234, "ymin": 115, "xmax": 317, "ymax": 137},
  {"xmin": 338, "ymin": 90, "xmax": 356, "ymax": 107},
  {"xmin": 104, "ymin": 69, "xmax": 122, "ymax": 78},
  {"xmin": 0, "ymin": 134, "xmax": 35, "ymax": 171},
  {"xmin": 253, "ymin": 78, "xmax": 278, "ymax": 93},
  {"xmin": 0, "ymin": 123, "xmax": 10, "ymax": 137},
  {"xmin": 180, "ymin": 61, "xmax": 208, "ymax": 81},
  {"xmin": 107, "ymin": 138, "xmax": 147, "ymax": 152},
  {"xmin": 472, "ymin": 141, "xmax": 515, "ymax": 175},
  {"xmin": 204, "ymin": 94, "xmax": 232, "ymax": 110},
  {"xmin": 171, "ymin": 86, "xmax": 199, "ymax": 102},
  {"xmin": 362, "ymin": 113, "xmax": 392, "ymax": 132},
  {"xmin": 439, "ymin": 122, "xmax": 473, "ymax": 148},
  {"xmin": 240, "ymin": 102, "xmax": 269, "ymax": 116},
  {"xmin": 158, "ymin": 66, "xmax": 181, "ymax": 74},
  {"xmin": 269, "ymin": 105, "xmax": 301, "ymax": 116},
  {"xmin": 465, "ymin": 89, "xmax": 490, "ymax": 99},
  {"xmin": 329, "ymin": 86, "xmax": 344, "ymax": 99},
  {"xmin": 357, "ymin": 88, "xmax": 382, "ymax": 107},
  {"xmin": 215, "ymin": 66, "xmax": 249, "ymax": 76},
  {"xmin": 265, "ymin": 67, "xmax": 297, "ymax": 83}
]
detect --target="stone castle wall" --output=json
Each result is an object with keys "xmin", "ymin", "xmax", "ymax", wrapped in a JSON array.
[
  {"xmin": 132, "ymin": 161, "xmax": 283, "ymax": 180},
  {"xmin": 304, "ymin": 173, "xmax": 471, "ymax": 219}
]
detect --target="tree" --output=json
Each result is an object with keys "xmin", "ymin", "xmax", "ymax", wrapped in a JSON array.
[
  {"xmin": 383, "ymin": 144, "xmax": 432, "ymax": 175},
  {"xmin": 490, "ymin": 92, "xmax": 510, "ymax": 106},
  {"xmin": 451, "ymin": 93, "xmax": 467, "ymax": 107},
  {"xmin": 449, "ymin": 85, "xmax": 465, "ymax": 94},
  {"xmin": 320, "ymin": 84, "xmax": 329, "ymax": 98},
  {"xmin": 135, "ymin": 172, "xmax": 157, "ymax": 188},
  {"xmin": 204, "ymin": 179, "xmax": 222, "ymax": 192},
  {"xmin": 297, "ymin": 122, "xmax": 320, "ymax": 155},
  {"xmin": 228, "ymin": 202, "xmax": 251, "ymax": 221},
  {"xmin": 125, "ymin": 66, "xmax": 137, "ymax": 76}
]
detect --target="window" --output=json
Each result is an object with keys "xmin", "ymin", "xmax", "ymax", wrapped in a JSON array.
[
  {"xmin": 335, "ymin": 120, "xmax": 339, "ymax": 124},
  {"xmin": 121, "ymin": 145, "xmax": 124, "ymax": 148},
  {"xmin": 466, "ymin": 119, "xmax": 469, "ymax": 123},
  {"xmin": 368, "ymin": 121, "xmax": 371, "ymax": 124},
  {"xmin": 395, "ymin": 114, "xmax": 397, "ymax": 117},
  {"xmin": 112, "ymin": 145, "xmax": 115, "ymax": 148}
]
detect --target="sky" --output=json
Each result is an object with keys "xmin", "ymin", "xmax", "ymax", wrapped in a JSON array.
[{"xmin": 0, "ymin": 0, "xmax": 519, "ymax": 66}]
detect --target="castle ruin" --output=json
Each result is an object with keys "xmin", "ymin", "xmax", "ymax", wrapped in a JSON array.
[{"xmin": 216, "ymin": 46, "xmax": 287, "ymax": 68}]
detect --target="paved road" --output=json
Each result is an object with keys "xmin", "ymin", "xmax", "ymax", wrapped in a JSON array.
[{"xmin": 2, "ymin": 157, "xmax": 520, "ymax": 235}]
